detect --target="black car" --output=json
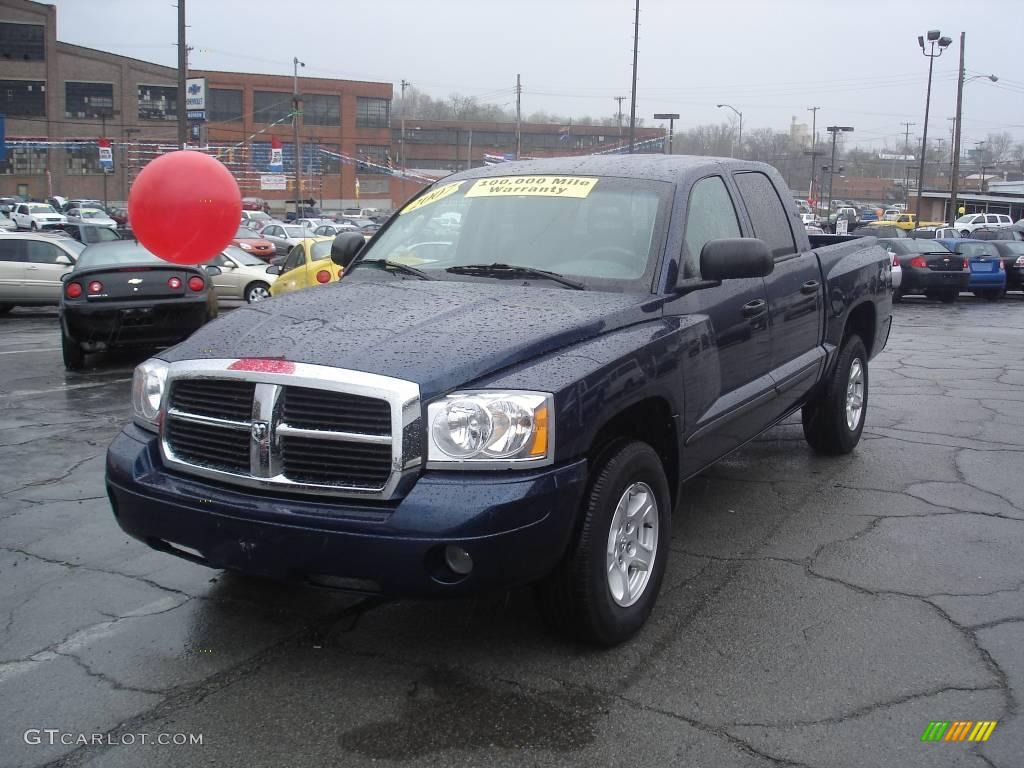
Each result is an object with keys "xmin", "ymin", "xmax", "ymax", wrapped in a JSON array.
[
  {"xmin": 967, "ymin": 226, "xmax": 1024, "ymax": 242},
  {"xmin": 59, "ymin": 241, "xmax": 220, "ymax": 370},
  {"xmin": 54, "ymin": 222, "xmax": 122, "ymax": 245},
  {"xmin": 878, "ymin": 238, "xmax": 968, "ymax": 303},
  {"xmin": 988, "ymin": 240, "xmax": 1024, "ymax": 292}
]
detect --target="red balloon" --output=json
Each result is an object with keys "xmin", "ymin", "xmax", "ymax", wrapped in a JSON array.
[{"xmin": 128, "ymin": 151, "xmax": 241, "ymax": 265}]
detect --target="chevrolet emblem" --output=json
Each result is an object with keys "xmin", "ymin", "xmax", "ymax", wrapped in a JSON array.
[{"xmin": 128, "ymin": 278, "xmax": 144, "ymax": 285}]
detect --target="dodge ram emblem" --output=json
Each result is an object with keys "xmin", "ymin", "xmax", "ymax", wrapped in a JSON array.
[{"xmin": 251, "ymin": 421, "xmax": 269, "ymax": 441}]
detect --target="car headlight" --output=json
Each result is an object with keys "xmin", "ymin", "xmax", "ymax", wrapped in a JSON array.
[
  {"xmin": 427, "ymin": 391, "xmax": 553, "ymax": 468},
  {"xmin": 131, "ymin": 358, "xmax": 169, "ymax": 432},
  {"xmin": 238, "ymin": 242, "xmax": 253, "ymax": 250}
]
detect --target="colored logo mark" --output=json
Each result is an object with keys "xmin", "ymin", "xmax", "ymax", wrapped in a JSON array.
[{"xmin": 921, "ymin": 721, "xmax": 997, "ymax": 742}]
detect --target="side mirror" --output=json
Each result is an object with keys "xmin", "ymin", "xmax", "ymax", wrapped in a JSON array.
[
  {"xmin": 266, "ymin": 265, "xmax": 281, "ymax": 275},
  {"xmin": 331, "ymin": 231, "xmax": 364, "ymax": 269},
  {"xmin": 55, "ymin": 254, "xmax": 72, "ymax": 266},
  {"xmin": 204, "ymin": 265, "xmax": 222, "ymax": 276},
  {"xmin": 698, "ymin": 239, "xmax": 774, "ymax": 281}
]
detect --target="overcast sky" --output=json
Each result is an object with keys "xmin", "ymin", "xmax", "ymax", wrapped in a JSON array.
[{"xmin": 51, "ymin": 0, "xmax": 1024, "ymax": 151}]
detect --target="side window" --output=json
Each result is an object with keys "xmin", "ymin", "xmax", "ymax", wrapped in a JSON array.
[
  {"xmin": 734, "ymin": 172, "xmax": 798, "ymax": 259},
  {"xmin": 17, "ymin": 205, "xmax": 28, "ymax": 215},
  {"xmin": 682, "ymin": 176, "xmax": 742, "ymax": 278},
  {"xmin": 264, "ymin": 226, "xmax": 278, "ymax": 237},
  {"xmin": 985, "ymin": 215, "xmax": 998, "ymax": 224},
  {"xmin": 0, "ymin": 239, "xmax": 27, "ymax": 262},
  {"xmin": 25, "ymin": 241, "xmax": 63, "ymax": 264},
  {"xmin": 281, "ymin": 245, "xmax": 304, "ymax": 273}
]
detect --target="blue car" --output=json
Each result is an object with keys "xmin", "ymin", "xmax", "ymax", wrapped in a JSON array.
[{"xmin": 935, "ymin": 239, "xmax": 1006, "ymax": 300}]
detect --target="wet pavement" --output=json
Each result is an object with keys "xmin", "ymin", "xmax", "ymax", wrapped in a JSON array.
[{"xmin": 1, "ymin": 296, "xmax": 1022, "ymax": 767}]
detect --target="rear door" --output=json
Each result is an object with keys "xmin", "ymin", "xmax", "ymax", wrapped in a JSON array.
[
  {"xmin": 734, "ymin": 170, "xmax": 824, "ymax": 417},
  {"xmin": 23, "ymin": 240, "xmax": 74, "ymax": 301},
  {"xmin": 0, "ymin": 238, "xmax": 28, "ymax": 301}
]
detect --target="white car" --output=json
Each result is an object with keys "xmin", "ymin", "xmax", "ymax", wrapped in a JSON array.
[
  {"xmin": 12, "ymin": 203, "xmax": 66, "ymax": 230},
  {"xmin": 800, "ymin": 213, "xmax": 818, "ymax": 227},
  {"xmin": 0, "ymin": 232, "xmax": 85, "ymax": 312},
  {"xmin": 203, "ymin": 246, "xmax": 279, "ymax": 303},
  {"xmin": 882, "ymin": 208, "xmax": 901, "ymax": 221},
  {"xmin": 66, "ymin": 207, "xmax": 118, "ymax": 229},
  {"xmin": 294, "ymin": 218, "xmax": 326, "ymax": 230},
  {"xmin": 259, "ymin": 223, "xmax": 318, "ymax": 257},
  {"xmin": 953, "ymin": 213, "xmax": 1014, "ymax": 236},
  {"xmin": 313, "ymin": 222, "xmax": 359, "ymax": 237}
]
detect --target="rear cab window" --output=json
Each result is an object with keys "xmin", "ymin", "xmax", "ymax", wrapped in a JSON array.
[{"xmin": 733, "ymin": 171, "xmax": 798, "ymax": 259}]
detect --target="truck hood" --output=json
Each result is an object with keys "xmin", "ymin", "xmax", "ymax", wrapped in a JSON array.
[{"xmin": 161, "ymin": 279, "xmax": 655, "ymax": 400}]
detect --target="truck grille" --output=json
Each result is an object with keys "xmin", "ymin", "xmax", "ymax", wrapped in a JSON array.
[{"xmin": 160, "ymin": 362, "xmax": 421, "ymax": 499}]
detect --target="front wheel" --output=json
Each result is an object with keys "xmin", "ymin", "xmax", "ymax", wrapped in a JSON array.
[
  {"xmin": 802, "ymin": 334, "xmax": 868, "ymax": 455},
  {"xmin": 245, "ymin": 281, "xmax": 271, "ymax": 303},
  {"xmin": 535, "ymin": 440, "xmax": 671, "ymax": 646},
  {"xmin": 30, "ymin": 221, "xmax": 38, "ymax": 231},
  {"xmin": 61, "ymin": 333, "xmax": 85, "ymax": 370}
]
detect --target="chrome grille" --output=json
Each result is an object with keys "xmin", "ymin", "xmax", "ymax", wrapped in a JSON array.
[{"xmin": 160, "ymin": 360, "xmax": 422, "ymax": 500}]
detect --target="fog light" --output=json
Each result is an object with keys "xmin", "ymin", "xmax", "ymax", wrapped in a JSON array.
[{"xmin": 444, "ymin": 545, "xmax": 473, "ymax": 576}]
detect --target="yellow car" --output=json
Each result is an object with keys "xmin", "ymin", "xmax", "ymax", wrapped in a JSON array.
[
  {"xmin": 269, "ymin": 237, "xmax": 342, "ymax": 297},
  {"xmin": 893, "ymin": 213, "xmax": 946, "ymax": 231}
]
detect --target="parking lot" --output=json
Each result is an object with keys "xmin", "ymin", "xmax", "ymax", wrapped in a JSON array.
[{"xmin": 1, "ymin": 296, "xmax": 1022, "ymax": 767}]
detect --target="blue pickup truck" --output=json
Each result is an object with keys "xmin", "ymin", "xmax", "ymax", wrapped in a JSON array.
[{"xmin": 106, "ymin": 156, "xmax": 893, "ymax": 645}]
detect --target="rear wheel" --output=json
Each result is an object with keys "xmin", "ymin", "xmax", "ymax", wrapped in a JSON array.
[
  {"xmin": 535, "ymin": 440, "xmax": 671, "ymax": 646},
  {"xmin": 245, "ymin": 281, "xmax": 271, "ymax": 303},
  {"xmin": 802, "ymin": 334, "xmax": 868, "ymax": 455},
  {"xmin": 61, "ymin": 333, "xmax": 85, "ymax": 370}
]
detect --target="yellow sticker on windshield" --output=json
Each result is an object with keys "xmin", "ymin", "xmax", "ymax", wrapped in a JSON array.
[
  {"xmin": 465, "ymin": 176, "xmax": 599, "ymax": 198},
  {"xmin": 400, "ymin": 181, "xmax": 463, "ymax": 215}
]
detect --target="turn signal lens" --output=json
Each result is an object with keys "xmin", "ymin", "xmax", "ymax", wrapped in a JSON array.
[
  {"xmin": 167, "ymin": 276, "xmax": 182, "ymax": 289},
  {"xmin": 65, "ymin": 282, "xmax": 83, "ymax": 299},
  {"xmin": 316, "ymin": 270, "xmax": 331, "ymax": 283},
  {"xmin": 87, "ymin": 280, "xmax": 103, "ymax": 294},
  {"xmin": 187, "ymin": 276, "xmax": 204, "ymax": 291}
]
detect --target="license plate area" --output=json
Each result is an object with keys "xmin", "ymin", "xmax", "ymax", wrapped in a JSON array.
[{"xmin": 120, "ymin": 307, "xmax": 154, "ymax": 326}]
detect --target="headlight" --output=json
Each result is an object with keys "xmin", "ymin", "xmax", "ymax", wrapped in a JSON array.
[
  {"xmin": 238, "ymin": 242, "xmax": 253, "ymax": 250},
  {"xmin": 131, "ymin": 358, "xmax": 168, "ymax": 432},
  {"xmin": 427, "ymin": 391, "xmax": 553, "ymax": 468}
]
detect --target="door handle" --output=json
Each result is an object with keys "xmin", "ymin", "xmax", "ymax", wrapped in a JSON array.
[
  {"xmin": 741, "ymin": 298, "xmax": 768, "ymax": 318},
  {"xmin": 26, "ymin": 265, "xmax": 40, "ymax": 270},
  {"xmin": 800, "ymin": 280, "xmax": 820, "ymax": 295}
]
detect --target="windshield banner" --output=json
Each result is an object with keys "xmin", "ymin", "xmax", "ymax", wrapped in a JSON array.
[
  {"xmin": 465, "ymin": 176, "xmax": 598, "ymax": 198},
  {"xmin": 400, "ymin": 182, "xmax": 464, "ymax": 215}
]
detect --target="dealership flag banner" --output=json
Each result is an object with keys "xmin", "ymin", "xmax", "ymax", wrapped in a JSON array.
[
  {"xmin": 98, "ymin": 138, "xmax": 113, "ymax": 170},
  {"xmin": 269, "ymin": 136, "xmax": 283, "ymax": 172}
]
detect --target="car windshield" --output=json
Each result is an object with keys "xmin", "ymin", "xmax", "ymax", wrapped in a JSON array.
[
  {"xmin": 75, "ymin": 241, "xmax": 166, "ymax": 269},
  {"xmin": 954, "ymin": 215, "xmax": 978, "ymax": 224},
  {"xmin": 29, "ymin": 204, "xmax": 57, "ymax": 214},
  {"xmin": 58, "ymin": 239, "xmax": 87, "ymax": 256},
  {"xmin": 284, "ymin": 226, "xmax": 312, "ymax": 237},
  {"xmin": 360, "ymin": 175, "xmax": 671, "ymax": 292},
  {"xmin": 81, "ymin": 226, "xmax": 120, "ymax": 243},
  {"xmin": 236, "ymin": 227, "xmax": 260, "ymax": 239},
  {"xmin": 80, "ymin": 210, "xmax": 106, "ymax": 219},
  {"xmin": 247, "ymin": 212, "xmax": 270, "ymax": 221}
]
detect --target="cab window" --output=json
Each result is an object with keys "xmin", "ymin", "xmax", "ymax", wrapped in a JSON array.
[
  {"xmin": 682, "ymin": 176, "xmax": 741, "ymax": 279},
  {"xmin": 734, "ymin": 171, "xmax": 798, "ymax": 259}
]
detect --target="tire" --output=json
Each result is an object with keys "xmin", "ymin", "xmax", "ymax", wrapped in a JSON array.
[
  {"xmin": 940, "ymin": 289, "xmax": 958, "ymax": 304},
  {"xmin": 802, "ymin": 334, "xmax": 868, "ymax": 455},
  {"xmin": 245, "ymin": 281, "xmax": 271, "ymax": 303},
  {"xmin": 535, "ymin": 440, "xmax": 671, "ymax": 646},
  {"xmin": 30, "ymin": 221, "xmax": 38, "ymax": 231},
  {"xmin": 61, "ymin": 333, "xmax": 85, "ymax": 370}
]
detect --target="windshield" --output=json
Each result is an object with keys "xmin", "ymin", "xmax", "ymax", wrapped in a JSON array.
[
  {"xmin": 224, "ymin": 245, "xmax": 266, "ymax": 265},
  {"xmin": 76, "ymin": 242, "xmax": 166, "ymax": 269},
  {"xmin": 361, "ymin": 175, "xmax": 671, "ymax": 292},
  {"xmin": 236, "ymin": 227, "xmax": 260, "ymax": 239},
  {"xmin": 29, "ymin": 204, "xmax": 57, "ymax": 214},
  {"xmin": 247, "ymin": 212, "xmax": 270, "ymax": 221},
  {"xmin": 890, "ymin": 239, "xmax": 952, "ymax": 254},
  {"xmin": 80, "ymin": 210, "xmax": 106, "ymax": 219},
  {"xmin": 954, "ymin": 215, "xmax": 977, "ymax": 224},
  {"xmin": 284, "ymin": 226, "xmax": 312, "ymax": 238},
  {"xmin": 59, "ymin": 239, "xmax": 87, "ymax": 256}
]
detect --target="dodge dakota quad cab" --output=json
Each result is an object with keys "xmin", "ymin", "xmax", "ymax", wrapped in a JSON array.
[{"xmin": 106, "ymin": 156, "xmax": 892, "ymax": 645}]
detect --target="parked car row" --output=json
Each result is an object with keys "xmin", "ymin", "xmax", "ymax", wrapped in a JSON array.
[{"xmin": 880, "ymin": 236, "xmax": 1023, "ymax": 303}]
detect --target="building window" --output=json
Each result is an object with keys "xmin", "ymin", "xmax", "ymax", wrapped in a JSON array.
[
  {"xmin": 0, "ymin": 22, "xmax": 45, "ymax": 61},
  {"xmin": 0, "ymin": 80, "xmax": 46, "ymax": 116},
  {"xmin": 0, "ymin": 146, "xmax": 48, "ymax": 175},
  {"xmin": 138, "ymin": 84, "xmax": 177, "ymax": 121},
  {"xmin": 320, "ymin": 143, "xmax": 340, "ymax": 174},
  {"xmin": 66, "ymin": 143, "xmax": 104, "ymax": 175},
  {"xmin": 356, "ymin": 177, "xmax": 389, "ymax": 195},
  {"xmin": 208, "ymin": 88, "xmax": 242, "ymax": 122},
  {"xmin": 356, "ymin": 144, "xmax": 390, "ymax": 174},
  {"xmin": 65, "ymin": 82, "xmax": 114, "ymax": 119},
  {"xmin": 302, "ymin": 94, "xmax": 339, "ymax": 126},
  {"xmin": 356, "ymin": 97, "xmax": 390, "ymax": 128},
  {"xmin": 253, "ymin": 91, "xmax": 292, "ymax": 123}
]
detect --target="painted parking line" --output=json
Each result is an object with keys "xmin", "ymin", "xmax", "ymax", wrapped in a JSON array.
[{"xmin": 0, "ymin": 378, "xmax": 132, "ymax": 398}]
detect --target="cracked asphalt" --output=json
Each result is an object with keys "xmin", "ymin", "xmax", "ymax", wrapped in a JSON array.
[{"xmin": 1, "ymin": 296, "xmax": 1022, "ymax": 768}]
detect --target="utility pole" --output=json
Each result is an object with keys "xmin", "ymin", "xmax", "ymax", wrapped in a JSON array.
[
  {"xmin": 627, "ymin": 0, "xmax": 639, "ymax": 153},
  {"xmin": 901, "ymin": 121, "xmax": 915, "ymax": 206},
  {"xmin": 515, "ymin": 74, "xmax": 522, "ymax": 160},
  {"xmin": 466, "ymin": 129, "xmax": 473, "ymax": 171},
  {"xmin": 292, "ymin": 56, "xmax": 305, "ymax": 217},
  {"xmin": 826, "ymin": 125, "xmax": 854, "ymax": 212},
  {"xmin": 614, "ymin": 96, "xmax": 626, "ymax": 137},
  {"xmin": 176, "ymin": 0, "xmax": 187, "ymax": 149},
  {"xmin": 949, "ymin": 32, "xmax": 966, "ymax": 225},
  {"xmin": 807, "ymin": 106, "xmax": 819, "ymax": 201},
  {"xmin": 399, "ymin": 79, "xmax": 410, "ymax": 171}
]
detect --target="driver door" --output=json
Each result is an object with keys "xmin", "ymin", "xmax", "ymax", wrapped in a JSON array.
[
  {"xmin": 276, "ymin": 245, "xmax": 306, "ymax": 294},
  {"xmin": 23, "ymin": 240, "xmax": 74, "ymax": 300}
]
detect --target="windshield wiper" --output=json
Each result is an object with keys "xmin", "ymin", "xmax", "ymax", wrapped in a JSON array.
[
  {"xmin": 446, "ymin": 263, "xmax": 585, "ymax": 290},
  {"xmin": 350, "ymin": 259, "xmax": 435, "ymax": 280}
]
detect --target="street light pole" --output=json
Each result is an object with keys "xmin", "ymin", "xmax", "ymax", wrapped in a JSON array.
[
  {"xmin": 914, "ymin": 30, "xmax": 952, "ymax": 219},
  {"xmin": 716, "ymin": 104, "xmax": 742, "ymax": 157},
  {"xmin": 807, "ymin": 106, "xmax": 819, "ymax": 202},
  {"xmin": 292, "ymin": 56, "xmax": 305, "ymax": 218},
  {"xmin": 826, "ymin": 126, "xmax": 854, "ymax": 212}
]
